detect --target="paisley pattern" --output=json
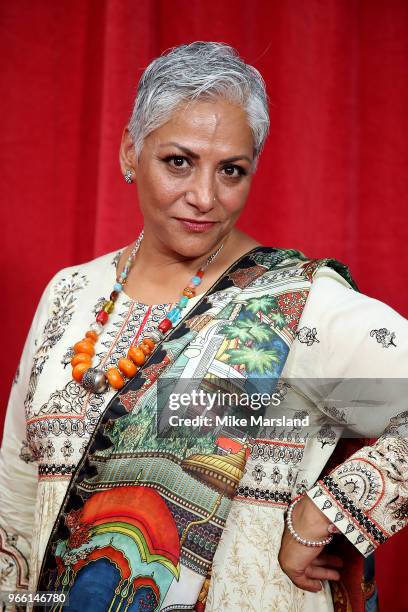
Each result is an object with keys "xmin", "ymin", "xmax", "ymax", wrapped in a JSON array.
[
  {"xmin": 308, "ymin": 429, "xmax": 408, "ymax": 556},
  {"xmin": 24, "ymin": 272, "xmax": 89, "ymax": 420}
]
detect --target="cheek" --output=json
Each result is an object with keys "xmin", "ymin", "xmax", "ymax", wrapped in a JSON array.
[
  {"xmin": 219, "ymin": 181, "xmax": 251, "ymax": 218},
  {"xmin": 139, "ymin": 168, "xmax": 182, "ymax": 210}
]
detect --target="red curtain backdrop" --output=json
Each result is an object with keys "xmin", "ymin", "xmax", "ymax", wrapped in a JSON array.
[{"xmin": 1, "ymin": 1, "xmax": 407, "ymax": 608}]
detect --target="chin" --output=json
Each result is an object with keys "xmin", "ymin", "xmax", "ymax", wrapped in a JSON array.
[{"xmin": 169, "ymin": 230, "xmax": 224, "ymax": 259}]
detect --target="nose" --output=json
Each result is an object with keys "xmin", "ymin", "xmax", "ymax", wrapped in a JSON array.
[{"xmin": 184, "ymin": 169, "xmax": 216, "ymax": 212}]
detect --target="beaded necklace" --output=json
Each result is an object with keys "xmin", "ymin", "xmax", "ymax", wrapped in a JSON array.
[{"xmin": 70, "ymin": 231, "xmax": 224, "ymax": 394}]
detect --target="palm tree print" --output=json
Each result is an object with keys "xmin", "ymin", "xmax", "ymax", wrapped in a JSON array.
[
  {"xmin": 243, "ymin": 296, "xmax": 288, "ymax": 330},
  {"xmin": 221, "ymin": 321, "xmax": 256, "ymax": 345},
  {"xmin": 244, "ymin": 295, "xmax": 278, "ymax": 317},
  {"xmin": 224, "ymin": 346, "xmax": 281, "ymax": 376},
  {"xmin": 220, "ymin": 300, "xmax": 288, "ymax": 376},
  {"xmin": 241, "ymin": 320, "xmax": 274, "ymax": 344},
  {"xmin": 269, "ymin": 311, "xmax": 286, "ymax": 330},
  {"xmin": 221, "ymin": 320, "xmax": 274, "ymax": 346}
]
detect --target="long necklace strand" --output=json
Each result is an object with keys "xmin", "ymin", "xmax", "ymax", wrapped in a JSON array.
[{"xmin": 70, "ymin": 231, "xmax": 224, "ymax": 394}]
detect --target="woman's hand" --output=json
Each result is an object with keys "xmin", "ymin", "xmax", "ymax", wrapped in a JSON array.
[{"xmin": 278, "ymin": 495, "xmax": 343, "ymax": 592}]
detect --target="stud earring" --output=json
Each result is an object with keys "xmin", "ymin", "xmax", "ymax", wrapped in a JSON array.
[{"xmin": 124, "ymin": 169, "xmax": 133, "ymax": 184}]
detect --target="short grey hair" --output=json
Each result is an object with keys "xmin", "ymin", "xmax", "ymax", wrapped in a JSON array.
[{"xmin": 128, "ymin": 41, "xmax": 269, "ymax": 169}]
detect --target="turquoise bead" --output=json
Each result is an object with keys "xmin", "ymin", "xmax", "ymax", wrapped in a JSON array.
[
  {"xmin": 120, "ymin": 271, "xmax": 127, "ymax": 280},
  {"xmin": 114, "ymin": 282, "xmax": 122, "ymax": 292},
  {"xmin": 169, "ymin": 307, "xmax": 181, "ymax": 317},
  {"xmin": 168, "ymin": 308, "xmax": 181, "ymax": 323},
  {"xmin": 191, "ymin": 276, "xmax": 202, "ymax": 286},
  {"xmin": 178, "ymin": 296, "xmax": 189, "ymax": 309}
]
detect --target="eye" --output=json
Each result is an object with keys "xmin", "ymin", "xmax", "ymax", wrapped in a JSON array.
[
  {"xmin": 163, "ymin": 155, "xmax": 190, "ymax": 170},
  {"xmin": 221, "ymin": 164, "xmax": 247, "ymax": 178}
]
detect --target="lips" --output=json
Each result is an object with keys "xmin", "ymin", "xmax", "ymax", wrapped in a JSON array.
[{"xmin": 175, "ymin": 218, "xmax": 217, "ymax": 233}]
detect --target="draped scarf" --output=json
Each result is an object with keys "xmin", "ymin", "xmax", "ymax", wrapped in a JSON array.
[{"xmin": 36, "ymin": 246, "xmax": 360, "ymax": 611}]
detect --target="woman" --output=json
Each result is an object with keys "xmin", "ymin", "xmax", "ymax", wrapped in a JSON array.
[{"xmin": 1, "ymin": 41, "xmax": 407, "ymax": 612}]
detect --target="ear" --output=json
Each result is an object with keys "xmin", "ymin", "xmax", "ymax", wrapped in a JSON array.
[{"xmin": 119, "ymin": 127, "xmax": 138, "ymax": 176}]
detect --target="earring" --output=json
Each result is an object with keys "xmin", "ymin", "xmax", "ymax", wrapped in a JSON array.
[{"xmin": 124, "ymin": 169, "xmax": 133, "ymax": 184}]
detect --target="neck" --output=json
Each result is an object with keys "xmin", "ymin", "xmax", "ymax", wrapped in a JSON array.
[
  {"xmin": 135, "ymin": 230, "xmax": 228, "ymax": 277},
  {"xmin": 117, "ymin": 227, "xmax": 260, "ymax": 305}
]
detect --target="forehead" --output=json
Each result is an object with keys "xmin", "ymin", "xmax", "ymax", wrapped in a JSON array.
[{"xmin": 148, "ymin": 98, "xmax": 254, "ymax": 155}]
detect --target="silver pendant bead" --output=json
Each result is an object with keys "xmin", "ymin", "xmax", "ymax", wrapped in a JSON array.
[
  {"xmin": 145, "ymin": 330, "xmax": 162, "ymax": 344},
  {"xmin": 82, "ymin": 368, "xmax": 109, "ymax": 394},
  {"xmin": 89, "ymin": 321, "xmax": 104, "ymax": 336}
]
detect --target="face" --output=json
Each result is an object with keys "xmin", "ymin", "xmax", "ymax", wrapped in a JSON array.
[{"xmin": 120, "ymin": 98, "xmax": 255, "ymax": 259}]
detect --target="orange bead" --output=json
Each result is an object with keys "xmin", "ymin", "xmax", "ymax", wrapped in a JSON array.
[
  {"xmin": 140, "ymin": 342, "xmax": 152, "ymax": 356},
  {"xmin": 85, "ymin": 330, "xmax": 98, "ymax": 342},
  {"xmin": 73, "ymin": 340, "xmax": 95, "ymax": 356},
  {"xmin": 142, "ymin": 338, "xmax": 155, "ymax": 350},
  {"xmin": 72, "ymin": 362, "xmax": 89, "ymax": 382},
  {"xmin": 106, "ymin": 367, "xmax": 125, "ymax": 389},
  {"xmin": 127, "ymin": 346, "xmax": 146, "ymax": 366},
  {"xmin": 118, "ymin": 358, "xmax": 137, "ymax": 378},
  {"xmin": 71, "ymin": 352, "xmax": 92, "ymax": 367},
  {"xmin": 183, "ymin": 287, "xmax": 195, "ymax": 298}
]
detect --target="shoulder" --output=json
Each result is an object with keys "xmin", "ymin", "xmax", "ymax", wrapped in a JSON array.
[
  {"xmin": 309, "ymin": 265, "xmax": 405, "ymax": 323},
  {"xmin": 50, "ymin": 248, "xmax": 123, "ymax": 285},
  {"xmin": 249, "ymin": 247, "xmax": 356, "ymax": 290},
  {"xmin": 295, "ymin": 265, "xmax": 407, "ymax": 377},
  {"xmin": 35, "ymin": 247, "xmax": 124, "ymax": 318},
  {"xmin": 308, "ymin": 264, "xmax": 356, "ymax": 295},
  {"xmin": 304, "ymin": 265, "xmax": 407, "ymax": 340},
  {"xmin": 247, "ymin": 246, "xmax": 308, "ymax": 270}
]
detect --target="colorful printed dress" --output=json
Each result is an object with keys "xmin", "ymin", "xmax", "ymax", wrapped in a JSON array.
[{"xmin": 0, "ymin": 247, "xmax": 407, "ymax": 611}]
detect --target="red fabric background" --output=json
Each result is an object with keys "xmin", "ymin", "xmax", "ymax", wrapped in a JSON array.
[{"xmin": 1, "ymin": 1, "xmax": 407, "ymax": 608}]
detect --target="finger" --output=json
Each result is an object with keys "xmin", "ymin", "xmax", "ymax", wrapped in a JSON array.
[
  {"xmin": 291, "ymin": 576, "xmax": 323, "ymax": 593},
  {"xmin": 305, "ymin": 566, "xmax": 341, "ymax": 581},
  {"xmin": 311, "ymin": 554, "xmax": 343, "ymax": 568}
]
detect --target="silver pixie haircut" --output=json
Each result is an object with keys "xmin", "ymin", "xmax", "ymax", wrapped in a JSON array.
[{"xmin": 128, "ymin": 41, "xmax": 269, "ymax": 169}]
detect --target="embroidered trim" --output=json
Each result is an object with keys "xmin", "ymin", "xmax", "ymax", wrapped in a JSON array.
[
  {"xmin": 0, "ymin": 526, "xmax": 30, "ymax": 589},
  {"xmin": 161, "ymin": 605, "xmax": 195, "ymax": 612},
  {"xmin": 24, "ymin": 272, "xmax": 89, "ymax": 419},
  {"xmin": 38, "ymin": 464, "xmax": 76, "ymax": 477},
  {"xmin": 236, "ymin": 485, "xmax": 291, "ymax": 505},
  {"xmin": 321, "ymin": 475, "xmax": 387, "ymax": 544}
]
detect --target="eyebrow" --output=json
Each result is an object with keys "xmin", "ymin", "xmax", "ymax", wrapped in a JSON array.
[{"xmin": 159, "ymin": 141, "xmax": 252, "ymax": 164}]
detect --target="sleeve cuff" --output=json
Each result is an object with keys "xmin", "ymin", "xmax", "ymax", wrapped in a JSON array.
[{"xmin": 307, "ymin": 476, "xmax": 388, "ymax": 557}]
